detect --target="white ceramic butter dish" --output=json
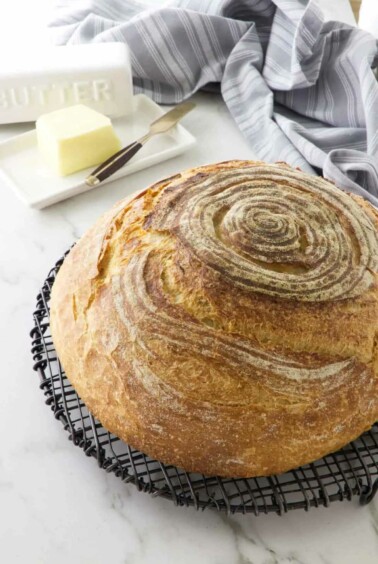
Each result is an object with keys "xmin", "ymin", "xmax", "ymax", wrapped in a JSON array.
[{"xmin": 0, "ymin": 94, "xmax": 196, "ymax": 209}]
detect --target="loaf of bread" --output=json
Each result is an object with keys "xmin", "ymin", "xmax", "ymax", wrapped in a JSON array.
[{"xmin": 50, "ymin": 160, "xmax": 378, "ymax": 477}]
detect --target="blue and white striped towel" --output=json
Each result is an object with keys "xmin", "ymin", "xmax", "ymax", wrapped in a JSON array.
[{"xmin": 50, "ymin": 0, "xmax": 378, "ymax": 203}]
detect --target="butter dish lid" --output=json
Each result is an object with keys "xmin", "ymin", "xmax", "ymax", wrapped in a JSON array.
[{"xmin": 0, "ymin": 42, "xmax": 133, "ymax": 123}]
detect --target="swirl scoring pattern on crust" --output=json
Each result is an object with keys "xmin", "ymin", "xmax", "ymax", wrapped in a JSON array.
[
  {"xmin": 146, "ymin": 164, "xmax": 378, "ymax": 301},
  {"xmin": 114, "ymin": 250, "xmax": 358, "ymax": 393}
]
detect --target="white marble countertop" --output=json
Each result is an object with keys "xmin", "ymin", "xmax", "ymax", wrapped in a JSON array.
[{"xmin": 2, "ymin": 1, "xmax": 378, "ymax": 563}]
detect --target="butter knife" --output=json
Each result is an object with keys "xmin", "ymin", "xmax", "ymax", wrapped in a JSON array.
[{"xmin": 85, "ymin": 101, "xmax": 195, "ymax": 187}]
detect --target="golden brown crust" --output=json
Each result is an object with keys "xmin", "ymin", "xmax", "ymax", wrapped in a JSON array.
[{"xmin": 50, "ymin": 160, "xmax": 378, "ymax": 477}]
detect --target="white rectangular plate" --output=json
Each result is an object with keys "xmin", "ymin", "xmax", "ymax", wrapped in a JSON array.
[{"xmin": 0, "ymin": 94, "xmax": 196, "ymax": 208}]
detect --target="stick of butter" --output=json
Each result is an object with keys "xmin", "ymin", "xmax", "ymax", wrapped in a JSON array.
[{"xmin": 36, "ymin": 105, "xmax": 121, "ymax": 176}]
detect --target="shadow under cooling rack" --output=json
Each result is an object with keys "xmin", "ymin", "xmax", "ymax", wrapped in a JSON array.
[{"xmin": 30, "ymin": 253, "xmax": 378, "ymax": 515}]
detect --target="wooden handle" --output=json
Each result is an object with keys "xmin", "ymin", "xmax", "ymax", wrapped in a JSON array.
[{"xmin": 86, "ymin": 141, "xmax": 143, "ymax": 186}]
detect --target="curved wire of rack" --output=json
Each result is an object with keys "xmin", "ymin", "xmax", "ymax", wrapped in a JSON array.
[{"xmin": 30, "ymin": 252, "xmax": 378, "ymax": 515}]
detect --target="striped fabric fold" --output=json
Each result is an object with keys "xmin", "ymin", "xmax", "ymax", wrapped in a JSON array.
[{"xmin": 50, "ymin": 0, "xmax": 378, "ymax": 203}]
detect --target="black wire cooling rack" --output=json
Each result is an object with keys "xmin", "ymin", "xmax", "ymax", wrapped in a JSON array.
[{"xmin": 30, "ymin": 252, "xmax": 378, "ymax": 515}]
